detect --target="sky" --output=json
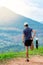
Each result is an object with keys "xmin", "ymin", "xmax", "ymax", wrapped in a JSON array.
[{"xmin": 0, "ymin": 0, "xmax": 43, "ymax": 23}]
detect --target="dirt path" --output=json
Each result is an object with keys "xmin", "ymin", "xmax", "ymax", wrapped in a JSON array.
[{"xmin": 0, "ymin": 55, "xmax": 43, "ymax": 65}]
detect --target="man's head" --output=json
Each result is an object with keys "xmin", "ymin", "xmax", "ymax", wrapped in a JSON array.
[{"xmin": 24, "ymin": 22, "xmax": 28, "ymax": 27}]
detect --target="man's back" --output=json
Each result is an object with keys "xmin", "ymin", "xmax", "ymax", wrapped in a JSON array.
[{"xmin": 23, "ymin": 27, "xmax": 32, "ymax": 40}]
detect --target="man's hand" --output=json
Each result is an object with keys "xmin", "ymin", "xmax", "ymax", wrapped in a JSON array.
[
  {"xmin": 30, "ymin": 38, "xmax": 33, "ymax": 40},
  {"xmin": 22, "ymin": 34, "xmax": 25, "ymax": 43}
]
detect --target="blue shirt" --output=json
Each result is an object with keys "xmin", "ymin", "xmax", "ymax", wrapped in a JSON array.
[{"xmin": 23, "ymin": 27, "xmax": 32, "ymax": 41}]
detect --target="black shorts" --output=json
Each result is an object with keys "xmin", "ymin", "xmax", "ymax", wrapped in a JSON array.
[{"xmin": 24, "ymin": 40, "xmax": 33, "ymax": 46}]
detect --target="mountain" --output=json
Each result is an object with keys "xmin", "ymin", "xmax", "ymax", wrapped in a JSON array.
[
  {"xmin": 40, "ymin": 21, "xmax": 43, "ymax": 24},
  {"xmin": 0, "ymin": 7, "xmax": 43, "ymax": 37},
  {"xmin": 0, "ymin": 7, "xmax": 43, "ymax": 52}
]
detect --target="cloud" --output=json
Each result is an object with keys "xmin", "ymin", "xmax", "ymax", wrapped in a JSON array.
[
  {"xmin": 0, "ymin": 27, "xmax": 22, "ymax": 31},
  {"xmin": 22, "ymin": 0, "xmax": 43, "ymax": 21}
]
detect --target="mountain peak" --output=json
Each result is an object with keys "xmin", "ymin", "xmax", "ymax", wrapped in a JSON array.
[{"xmin": 0, "ymin": 7, "xmax": 18, "ymax": 21}]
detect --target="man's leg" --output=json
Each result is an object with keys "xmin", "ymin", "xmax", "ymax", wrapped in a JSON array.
[
  {"xmin": 25, "ymin": 46, "xmax": 29, "ymax": 61},
  {"xmin": 30, "ymin": 42, "xmax": 34, "ymax": 50}
]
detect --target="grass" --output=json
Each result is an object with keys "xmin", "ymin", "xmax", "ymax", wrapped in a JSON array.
[
  {"xmin": 0, "ymin": 46, "xmax": 43, "ymax": 60},
  {"xmin": 29, "ymin": 46, "xmax": 43, "ymax": 55}
]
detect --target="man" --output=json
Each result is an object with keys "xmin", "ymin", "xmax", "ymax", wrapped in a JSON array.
[{"xmin": 22, "ymin": 22, "xmax": 36, "ymax": 62}]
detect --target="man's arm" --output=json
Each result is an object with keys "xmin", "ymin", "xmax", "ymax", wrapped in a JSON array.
[
  {"xmin": 22, "ymin": 34, "xmax": 25, "ymax": 43},
  {"xmin": 32, "ymin": 30, "xmax": 36, "ymax": 39}
]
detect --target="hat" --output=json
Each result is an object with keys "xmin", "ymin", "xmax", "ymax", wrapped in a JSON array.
[{"xmin": 24, "ymin": 22, "xmax": 28, "ymax": 26}]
